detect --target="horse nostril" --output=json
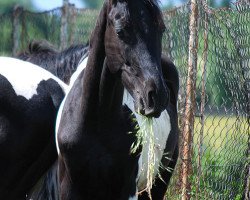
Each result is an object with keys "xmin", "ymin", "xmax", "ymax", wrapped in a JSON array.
[
  {"xmin": 147, "ymin": 90, "xmax": 155, "ymax": 109},
  {"xmin": 139, "ymin": 97, "xmax": 145, "ymax": 115}
]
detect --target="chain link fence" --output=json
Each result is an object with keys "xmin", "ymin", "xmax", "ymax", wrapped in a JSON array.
[{"xmin": 0, "ymin": 1, "xmax": 249, "ymax": 199}]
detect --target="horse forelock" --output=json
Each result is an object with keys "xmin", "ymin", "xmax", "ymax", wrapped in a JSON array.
[{"xmin": 108, "ymin": 0, "xmax": 164, "ymax": 31}]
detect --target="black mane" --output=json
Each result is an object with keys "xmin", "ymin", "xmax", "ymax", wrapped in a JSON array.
[
  {"xmin": 17, "ymin": 40, "xmax": 89, "ymax": 84},
  {"xmin": 18, "ymin": 40, "xmax": 57, "ymax": 60},
  {"xmin": 28, "ymin": 40, "xmax": 58, "ymax": 54},
  {"xmin": 146, "ymin": 0, "xmax": 165, "ymax": 30}
]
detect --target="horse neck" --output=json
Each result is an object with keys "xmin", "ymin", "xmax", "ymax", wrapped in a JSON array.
[
  {"xmin": 56, "ymin": 45, "xmax": 88, "ymax": 84},
  {"xmin": 99, "ymin": 59, "xmax": 124, "ymax": 118},
  {"xmin": 78, "ymin": 2, "xmax": 108, "ymax": 124}
]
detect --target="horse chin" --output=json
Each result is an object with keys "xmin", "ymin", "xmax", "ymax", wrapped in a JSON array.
[
  {"xmin": 145, "ymin": 110, "xmax": 161, "ymax": 118},
  {"xmin": 134, "ymin": 104, "xmax": 162, "ymax": 119}
]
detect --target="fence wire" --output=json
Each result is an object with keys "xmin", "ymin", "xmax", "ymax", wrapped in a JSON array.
[
  {"xmin": 164, "ymin": 1, "xmax": 249, "ymax": 200},
  {"xmin": 0, "ymin": 1, "xmax": 249, "ymax": 199}
]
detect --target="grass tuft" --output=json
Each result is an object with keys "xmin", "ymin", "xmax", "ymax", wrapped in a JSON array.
[{"xmin": 130, "ymin": 116, "xmax": 156, "ymax": 199}]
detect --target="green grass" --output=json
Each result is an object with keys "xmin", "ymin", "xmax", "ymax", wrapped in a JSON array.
[
  {"xmin": 194, "ymin": 116, "xmax": 248, "ymax": 152},
  {"xmin": 166, "ymin": 115, "xmax": 248, "ymax": 200}
]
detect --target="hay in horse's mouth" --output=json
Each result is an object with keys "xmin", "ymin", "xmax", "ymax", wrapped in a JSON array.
[{"xmin": 130, "ymin": 116, "xmax": 156, "ymax": 199}]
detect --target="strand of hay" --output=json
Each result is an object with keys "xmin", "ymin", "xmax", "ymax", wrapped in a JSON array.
[{"xmin": 130, "ymin": 116, "xmax": 155, "ymax": 199}]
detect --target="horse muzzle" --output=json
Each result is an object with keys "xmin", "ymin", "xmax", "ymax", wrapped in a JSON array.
[{"xmin": 135, "ymin": 81, "xmax": 169, "ymax": 118}]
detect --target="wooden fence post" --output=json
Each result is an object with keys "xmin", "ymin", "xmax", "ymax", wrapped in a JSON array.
[
  {"xmin": 12, "ymin": 5, "xmax": 23, "ymax": 56},
  {"xmin": 60, "ymin": 0, "xmax": 69, "ymax": 50},
  {"xmin": 180, "ymin": 0, "xmax": 199, "ymax": 199},
  {"xmin": 196, "ymin": 0, "xmax": 209, "ymax": 199},
  {"xmin": 69, "ymin": 3, "xmax": 77, "ymax": 45}
]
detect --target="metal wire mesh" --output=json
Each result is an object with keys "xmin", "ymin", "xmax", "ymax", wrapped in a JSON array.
[
  {"xmin": 0, "ymin": 12, "xmax": 13, "ymax": 55},
  {"xmin": 164, "ymin": 1, "xmax": 249, "ymax": 199},
  {"xmin": 0, "ymin": 1, "xmax": 249, "ymax": 199}
]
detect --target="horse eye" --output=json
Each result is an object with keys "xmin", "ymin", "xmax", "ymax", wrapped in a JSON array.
[{"xmin": 116, "ymin": 30, "xmax": 125, "ymax": 39}]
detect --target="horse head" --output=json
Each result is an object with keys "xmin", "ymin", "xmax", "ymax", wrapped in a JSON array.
[{"xmin": 104, "ymin": 0, "xmax": 169, "ymax": 118}]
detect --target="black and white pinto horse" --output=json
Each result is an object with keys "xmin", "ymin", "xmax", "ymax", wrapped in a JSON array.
[
  {"xmin": 0, "ymin": 57, "xmax": 67, "ymax": 200},
  {"xmin": 54, "ymin": 0, "xmax": 179, "ymax": 199}
]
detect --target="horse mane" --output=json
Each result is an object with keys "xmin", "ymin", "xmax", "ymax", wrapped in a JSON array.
[
  {"xmin": 58, "ymin": 43, "xmax": 89, "ymax": 64},
  {"xmin": 17, "ymin": 40, "xmax": 89, "ymax": 84},
  {"xmin": 146, "ymin": 0, "xmax": 165, "ymax": 30},
  {"xmin": 18, "ymin": 40, "xmax": 58, "ymax": 59},
  {"xmin": 147, "ymin": 0, "xmax": 160, "ymax": 6},
  {"xmin": 28, "ymin": 40, "xmax": 58, "ymax": 54}
]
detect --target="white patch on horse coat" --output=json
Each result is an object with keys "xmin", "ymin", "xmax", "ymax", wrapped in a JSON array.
[
  {"xmin": 128, "ymin": 194, "xmax": 138, "ymax": 200},
  {"xmin": 0, "ymin": 57, "xmax": 67, "ymax": 100},
  {"xmin": 55, "ymin": 57, "xmax": 88, "ymax": 155},
  {"xmin": 123, "ymin": 90, "xmax": 171, "ymax": 193}
]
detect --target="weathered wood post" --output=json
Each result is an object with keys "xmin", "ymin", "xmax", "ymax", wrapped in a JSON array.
[
  {"xmin": 12, "ymin": 5, "xmax": 23, "ymax": 56},
  {"xmin": 60, "ymin": 0, "xmax": 69, "ymax": 50},
  {"xmin": 196, "ymin": 0, "xmax": 209, "ymax": 199},
  {"xmin": 69, "ymin": 3, "xmax": 77, "ymax": 45},
  {"xmin": 180, "ymin": 0, "xmax": 199, "ymax": 199}
]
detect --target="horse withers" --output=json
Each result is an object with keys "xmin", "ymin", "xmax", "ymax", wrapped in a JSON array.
[
  {"xmin": 57, "ymin": 0, "xmax": 179, "ymax": 200},
  {"xmin": 0, "ymin": 57, "xmax": 67, "ymax": 199},
  {"xmin": 18, "ymin": 40, "xmax": 89, "ymax": 84}
]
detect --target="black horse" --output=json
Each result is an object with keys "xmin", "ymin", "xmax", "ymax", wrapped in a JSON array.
[
  {"xmin": 0, "ymin": 57, "xmax": 67, "ymax": 200},
  {"xmin": 56, "ymin": 0, "xmax": 179, "ymax": 199}
]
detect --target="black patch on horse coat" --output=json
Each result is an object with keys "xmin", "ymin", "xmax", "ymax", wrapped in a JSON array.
[{"xmin": 0, "ymin": 74, "xmax": 65, "ymax": 199}]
